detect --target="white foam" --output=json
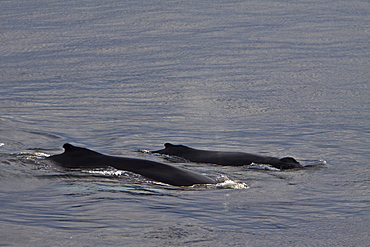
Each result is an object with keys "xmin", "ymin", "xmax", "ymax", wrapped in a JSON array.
[
  {"xmin": 247, "ymin": 163, "xmax": 280, "ymax": 171},
  {"xmin": 215, "ymin": 180, "xmax": 249, "ymax": 189},
  {"xmin": 84, "ymin": 169, "xmax": 126, "ymax": 176}
]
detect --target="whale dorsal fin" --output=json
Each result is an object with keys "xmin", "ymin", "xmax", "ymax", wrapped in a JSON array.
[
  {"xmin": 62, "ymin": 143, "xmax": 101, "ymax": 155},
  {"xmin": 280, "ymin": 157, "xmax": 300, "ymax": 164},
  {"xmin": 164, "ymin": 143, "xmax": 194, "ymax": 150},
  {"xmin": 164, "ymin": 143, "xmax": 175, "ymax": 148},
  {"xmin": 63, "ymin": 143, "xmax": 74, "ymax": 151}
]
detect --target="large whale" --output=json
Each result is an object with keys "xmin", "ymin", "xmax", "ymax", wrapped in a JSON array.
[
  {"xmin": 152, "ymin": 143, "xmax": 302, "ymax": 170},
  {"xmin": 47, "ymin": 143, "xmax": 216, "ymax": 186}
]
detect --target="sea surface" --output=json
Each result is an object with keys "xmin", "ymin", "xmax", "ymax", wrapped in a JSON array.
[{"xmin": 1, "ymin": 0, "xmax": 369, "ymax": 246}]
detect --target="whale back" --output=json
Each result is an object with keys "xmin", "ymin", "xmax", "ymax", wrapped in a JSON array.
[
  {"xmin": 152, "ymin": 143, "xmax": 302, "ymax": 169},
  {"xmin": 47, "ymin": 143, "xmax": 216, "ymax": 186}
]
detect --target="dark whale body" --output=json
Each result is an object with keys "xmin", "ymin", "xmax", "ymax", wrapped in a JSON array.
[
  {"xmin": 47, "ymin": 143, "xmax": 216, "ymax": 186},
  {"xmin": 152, "ymin": 143, "xmax": 302, "ymax": 170}
]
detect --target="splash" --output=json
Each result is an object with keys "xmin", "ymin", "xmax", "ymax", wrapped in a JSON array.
[
  {"xmin": 214, "ymin": 180, "xmax": 249, "ymax": 189},
  {"xmin": 191, "ymin": 174, "xmax": 248, "ymax": 189}
]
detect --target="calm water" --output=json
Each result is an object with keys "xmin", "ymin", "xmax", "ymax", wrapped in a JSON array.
[{"xmin": 1, "ymin": 0, "xmax": 369, "ymax": 246}]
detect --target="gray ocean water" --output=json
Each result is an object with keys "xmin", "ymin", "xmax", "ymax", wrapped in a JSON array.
[{"xmin": 1, "ymin": 0, "xmax": 369, "ymax": 246}]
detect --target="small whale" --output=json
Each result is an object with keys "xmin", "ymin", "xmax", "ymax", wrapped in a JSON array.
[
  {"xmin": 152, "ymin": 143, "xmax": 302, "ymax": 170},
  {"xmin": 47, "ymin": 143, "xmax": 216, "ymax": 186}
]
